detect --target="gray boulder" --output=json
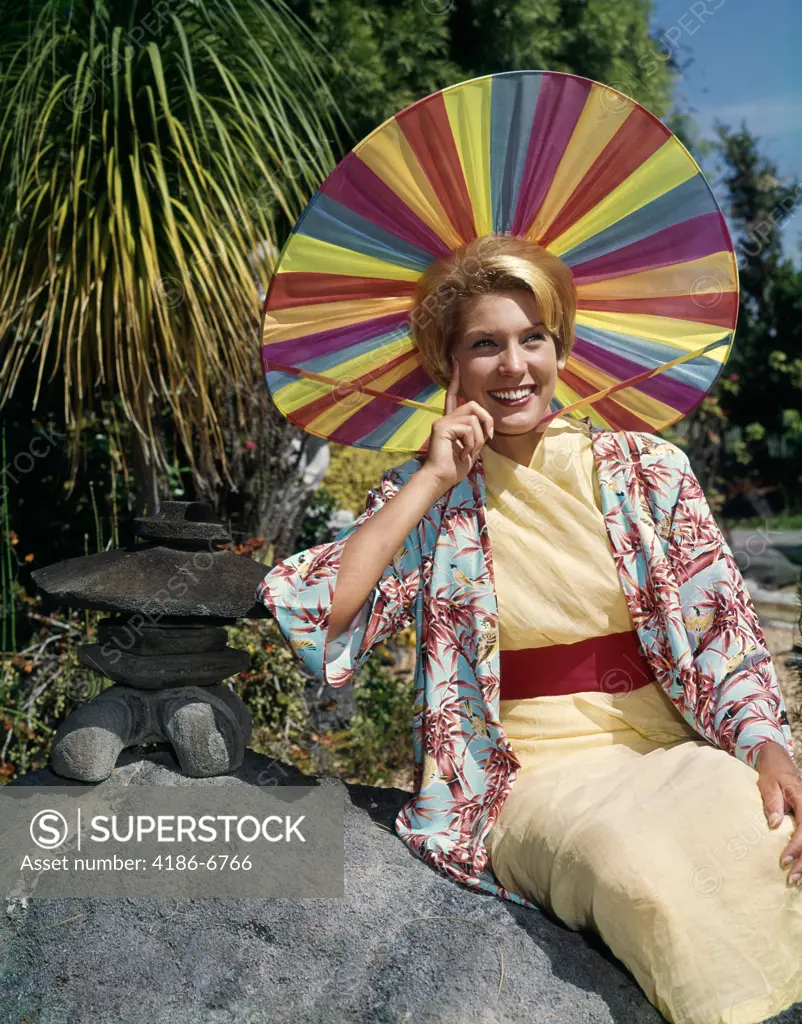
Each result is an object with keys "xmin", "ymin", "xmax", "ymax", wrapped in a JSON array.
[
  {"xmin": 3, "ymin": 750, "xmax": 802, "ymax": 1024},
  {"xmin": 727, "ymin": 530, "xmax": 801, "ymax": 589}
]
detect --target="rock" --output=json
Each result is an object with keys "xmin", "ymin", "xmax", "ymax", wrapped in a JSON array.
[
  {"xmin": 0, "ymin": 752, "xmax": 644, "ymax": 1022},
  {"xmin": 49, "ymin": 685, "xmax": 252, "ymax": 782},
  {"xmin": 771, "ymin": 531, "xmax": 802, "ymax": 567},
  {"xmin": 96, "ymin": 620, "xmax": 229, "ymax": 656},
  {"xmin": 31, "ymin": 545, "xmax": 270, "ymax": 619},
  {"xmin": 78, "ymin": 643, "xmax": 250, "ymax": 688},
  {"xmin": 727, "ymin": 531, "xmax": 801, "ymax": 589},
  {"xmin": 29, "ymin": 500, "xmax": 267, "ymax": 782},
  {"xmin": 304, "ymin": 678, "xmax": 356, "ymax": 735},
  {"xmin": 134, "ymin": 501, "xmax": 232, "ymax": 546},
  {"xmin": 744, "ymin": 581, "xmax": 802, "ymax": 626},
  {"xmin": 5, "ymin": 751, "xmax": 801, "ymax": 1024}
]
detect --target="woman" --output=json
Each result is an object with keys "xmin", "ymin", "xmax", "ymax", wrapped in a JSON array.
[{"xmin": 257, "ymin": 234, "xmax": 802, "ymax": 1023}]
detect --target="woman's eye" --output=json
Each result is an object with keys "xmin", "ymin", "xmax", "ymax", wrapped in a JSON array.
[{"xmin": 473, "ymin": 334, "xmax": 545, "ymax": 348}]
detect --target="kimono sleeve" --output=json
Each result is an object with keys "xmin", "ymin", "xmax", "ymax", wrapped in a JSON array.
[
  {"xmin": 255, "ymin": 458, "xmax": 425, "ymax": 690},
  {"xmin": 671, "ymin": 449, "xmax": 795, "ymax": 770}
]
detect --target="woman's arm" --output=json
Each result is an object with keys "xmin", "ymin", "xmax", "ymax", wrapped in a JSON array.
[
  {"xmin": 668, "ymin": 448, "xmax": 794, "ymax": 770},
  {"xmin": 327, "ymin": 466, "xmax": 445, "ymax": 643},
  {"xmin": 255, "ymin": 458, "xmax": 442, "ymax": 689}
]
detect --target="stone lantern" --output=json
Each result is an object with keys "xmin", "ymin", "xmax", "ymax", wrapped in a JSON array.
[{"xmin": 30, "ymin": 501, "xmax": 270, "ymax": 782}]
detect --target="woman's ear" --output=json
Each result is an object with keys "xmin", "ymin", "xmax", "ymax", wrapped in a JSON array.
[{"xmin": 553, "ymin": 337, "xmax": 567, "ymax": 372}]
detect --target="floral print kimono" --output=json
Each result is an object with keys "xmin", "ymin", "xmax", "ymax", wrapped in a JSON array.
[{"xmin": 254, "ymin": 418, "xmax": 795, "ymax": 913}]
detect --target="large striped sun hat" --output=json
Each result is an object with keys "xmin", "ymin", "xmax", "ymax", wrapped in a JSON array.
[{"xmin": 260, "ymin": 69, "xmax": 738, "ymax": 454}]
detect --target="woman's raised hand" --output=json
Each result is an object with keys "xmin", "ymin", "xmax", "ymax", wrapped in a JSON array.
[{"xmin": 421, "ymin": 357, "xmax": 495, "ymax": 493}]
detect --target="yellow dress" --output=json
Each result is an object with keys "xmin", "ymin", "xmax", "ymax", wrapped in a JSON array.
[{"xmin": 481, "ymin": 415, "xmax": 802, "ymax": 1024}]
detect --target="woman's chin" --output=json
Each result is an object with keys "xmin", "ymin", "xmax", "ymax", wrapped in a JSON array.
[
  {"xmin": 487, "ymin": 397, "xmax": 549, "ymax": 426},
  {"xmin": 474, "ymin": 386, "xmax": 557, "ymax": 425}
]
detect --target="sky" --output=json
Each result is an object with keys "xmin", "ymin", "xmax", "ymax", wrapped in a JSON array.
[{"xmin": 650, "ymin": 0, "xmax": 801, "ymax": 266}]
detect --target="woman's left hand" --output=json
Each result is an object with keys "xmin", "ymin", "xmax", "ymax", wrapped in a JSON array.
[{"xmin": 756, "ymin": 740, "xmax": 802, "ymax": 884}]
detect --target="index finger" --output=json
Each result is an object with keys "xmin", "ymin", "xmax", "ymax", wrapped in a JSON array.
[{"xmin": 445, "ymin": 356, "xmax": 460, "ymax": 416}]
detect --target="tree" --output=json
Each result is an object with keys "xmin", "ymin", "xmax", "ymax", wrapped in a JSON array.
[
  {"xmin": 704, "ymin": 123, "xmax": 802, "ymax": 514},
  {"xmin": 289, "ymin": 0, "xmax": 681, "ymax": 150},
  {"xmin": 285, "ymin": 0, "xmax": 460, "ymax": 146},
  {"xmin": 0, "ymin": 0, "xmax": 345, "ymax": 515},
  {"xmin": 450, "ymin": 0, "xmax": 676, "ymax": 116}
]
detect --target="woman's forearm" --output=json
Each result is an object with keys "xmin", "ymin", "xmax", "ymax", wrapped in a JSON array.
[{"xmin": 326, "ymin": 467, "xmax": 445, "ymax": 644}]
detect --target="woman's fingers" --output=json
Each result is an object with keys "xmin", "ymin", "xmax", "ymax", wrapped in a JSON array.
[
  {"xmin": 445, "ymin": 357, "xmax": 460, "ymax": 416},
  {"xmin": 760, "ymin": 766, "xmax": 802, "ymax": 882},
  {"xmin": 779, "ymin": 783, "xmax": 802, "ymax": 883},
  {"xmin": 761, "ymin": 777, "xmax": 786, "ymax": 829},
  {"xmin": 471, "ymin": 415, "xmax": 485, "ymax": 457},
  {"xmin": 444, "ymin": 358, "xmax": 493, "ymax": 453},
  {"xmin": 449, "ymin": 422, "xmax": 473, "ymax": 460},
  {"xmin": 782, "ymin": 820, "xmax": 802, "ymax": 883}
]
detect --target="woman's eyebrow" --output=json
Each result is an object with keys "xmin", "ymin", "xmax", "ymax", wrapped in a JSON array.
[{"xmin": 463, "ymin": 321, "xmax": 545, "ymax": 339}]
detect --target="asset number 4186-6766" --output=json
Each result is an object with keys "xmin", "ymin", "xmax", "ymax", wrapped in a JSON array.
[{"xmin": 151, "ymin": 854, "xmax": 253, "ymax": 871}]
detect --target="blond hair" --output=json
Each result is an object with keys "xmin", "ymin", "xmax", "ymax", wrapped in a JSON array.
[{"xmin": 409, "ymin": 234, "xmax": 577, "ymax": 390}]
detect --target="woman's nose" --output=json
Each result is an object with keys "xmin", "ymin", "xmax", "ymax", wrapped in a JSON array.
[{"xmin": 498, "ymin": 346, "xmax": 525, "ymax": 372}]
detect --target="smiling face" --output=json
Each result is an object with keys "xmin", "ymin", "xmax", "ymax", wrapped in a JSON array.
[{"xmin": 450, "ymin": 289, "xmax": 566, "ymax": 464}]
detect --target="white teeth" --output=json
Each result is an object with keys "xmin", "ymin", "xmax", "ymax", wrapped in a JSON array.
[{"xmin": 489, "ymin": 388, "xmax": 534, "ymax": 400}]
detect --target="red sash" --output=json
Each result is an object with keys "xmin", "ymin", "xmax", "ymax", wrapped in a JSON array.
[{"xmin": 499, "ymin": 630, "xmax": 654, "ymax": 700}]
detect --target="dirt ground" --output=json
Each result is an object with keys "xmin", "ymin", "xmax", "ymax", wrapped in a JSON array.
[{"xmin": 764, "ymin": 620, "xmax": 802, "ymax": 760}]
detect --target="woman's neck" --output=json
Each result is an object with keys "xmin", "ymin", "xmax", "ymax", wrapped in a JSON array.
[{"xmin": 485, "ymin": 424, "xmax": 549, "ymax": 468}]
